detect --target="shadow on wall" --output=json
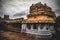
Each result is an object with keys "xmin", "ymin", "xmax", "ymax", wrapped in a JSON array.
[
  {"xmin": 55, "ymin": 16, "xmax": 60, "ymax": 40},
  {"xmin": 0, "ymin": 22, "xmax": 7, "ymax": 31},
  {"xmin": 0, "ymin": 36, "xmax": 9, "ymax": 40}
]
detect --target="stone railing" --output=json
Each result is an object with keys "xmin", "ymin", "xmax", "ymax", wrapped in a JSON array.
[{"xmin": 26, "ymin": 29, "xmax": 51, "ymax": 35}]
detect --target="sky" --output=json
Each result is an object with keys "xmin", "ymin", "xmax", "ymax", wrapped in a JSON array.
[{"xmin": 0, "ymin": 0, "xmax": 60, "ymax": 19}]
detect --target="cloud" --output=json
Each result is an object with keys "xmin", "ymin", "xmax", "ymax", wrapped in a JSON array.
[
  {"xmin": 0, "ymin": 0, "xmax": 3, "ymax": 17},
  {"xmin": 0, "ymin": 0, "xmax": 60, "ymax": 18},
  {"xmin": 55, "ymin": 9, "xmax": 60, "ymax": 12},
  {"xmin": 13, "ymin": 10, "xmax": 28, "ymax": 17},
  {"xmin": 55, "ymin": 0, "xmax": 60, "ymax": 5}
]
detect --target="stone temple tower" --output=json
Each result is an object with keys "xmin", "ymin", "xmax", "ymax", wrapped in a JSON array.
[{"xmin": 21, "ymin": 2, "xmax": 56, "ymax": 38}]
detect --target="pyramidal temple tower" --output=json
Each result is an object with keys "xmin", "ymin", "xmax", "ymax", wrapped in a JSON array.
[{"xmin": 21, "ymin": 2, "xmax": 56, "ymax": 38}]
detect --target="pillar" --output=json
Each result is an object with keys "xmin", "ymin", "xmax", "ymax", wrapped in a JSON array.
[
  {"xmin": 31, "ymin": 24, "xmax": 33, "ymax": 30},
  {"xmin": 21, "ymin": 24, "xmax": 27, "ymax": 32},
  {"xmin": 38, "ymin": 24, "xmax": 40, "ymax": 31}
]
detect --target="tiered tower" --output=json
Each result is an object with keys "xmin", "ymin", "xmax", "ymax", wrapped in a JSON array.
[
  {"xmin": 27, "ymin": 2, "xmax": 56, "ymax": 22},
  {"xmin": 21, "ymin": 2, "xmax": 56, "ymax": 38}
]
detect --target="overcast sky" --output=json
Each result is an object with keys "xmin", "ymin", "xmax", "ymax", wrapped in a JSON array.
[{"xmin": 0, "ymin": 0, "xmax": 60, "ymax": 19}]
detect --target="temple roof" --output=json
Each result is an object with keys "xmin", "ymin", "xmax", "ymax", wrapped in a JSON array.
[
  {"xmin": 22, "ymin": 2, "xmax": 56, "ymax": 23},
  {"xmin": 29, "ymin": 2, "xmax": 54, "ymax": 16},
  {"xmin": 22, "ymin": 19, "xmax": 55, "ymax": 23},
  {"xmin": 2, "ymin": 18, "xmax": 23, "ymax": 23}
]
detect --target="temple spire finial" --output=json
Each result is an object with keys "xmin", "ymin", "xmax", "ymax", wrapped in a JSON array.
[
  {"xmin": 39, "ymin": 2, "xmax": 41, "ymax": 4},
  {"xmin": 44, "ymin": 3, "xmax": 47, "ymax": 6},
  {"xmin": 38, "ymin": 2, "xmax": 41, "ymax": 4}
]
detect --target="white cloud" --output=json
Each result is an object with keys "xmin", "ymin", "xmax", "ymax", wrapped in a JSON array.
[{"xmin": 2, "ymin": 0, "xmax": 59, "ymax": 19}]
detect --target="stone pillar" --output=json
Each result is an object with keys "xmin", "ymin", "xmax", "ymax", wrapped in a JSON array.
[
  {"xmin": 31, "ymin": 24, "xmax": 33, "ymax": 30},
  {"xmin": 21, "ymin": 24, "xmax": 27, "ymax": 32},
  {"xmin": 38, "ymin": 24, "xmax": 40, "ymax": 31}
]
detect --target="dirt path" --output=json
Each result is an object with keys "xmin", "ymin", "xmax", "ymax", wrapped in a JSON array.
[
  {"xmin": 0, "ymin": 30, "xmax": 54, "ymax": 40},
  {"xmin": 0, "ymin": 31, "xmax": 40, "ymax": 40}
]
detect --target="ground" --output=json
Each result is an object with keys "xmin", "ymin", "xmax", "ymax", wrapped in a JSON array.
[{"xmin": 0, "ymin": 30, "xmax": 53, "ymax": 40}]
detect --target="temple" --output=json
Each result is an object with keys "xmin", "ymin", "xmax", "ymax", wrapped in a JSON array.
[
  {"xmin": 21, "ymin": 2, "xmax": 56, "ymax": 38},
  {"xmin": 0, "ymin": 2, "xmax": 56, "ymax": 38}
]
